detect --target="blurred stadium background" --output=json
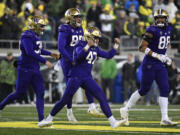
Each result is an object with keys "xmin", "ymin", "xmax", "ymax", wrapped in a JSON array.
[{"xmin": 0, "ymin": 0, "xmax": 180, "ymax": 134}]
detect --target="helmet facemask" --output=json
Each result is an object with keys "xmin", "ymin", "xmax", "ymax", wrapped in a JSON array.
[
  {"xmin": 154, "ymin": 16, "xmax": 168, "ymax": 27},
  {"xmin": 35, "ymin": 23, "xmax": 46, "ymax": 35},
  {"xmin": 71, "ymin": 15, "xmax": 82, "ymax": 27}
]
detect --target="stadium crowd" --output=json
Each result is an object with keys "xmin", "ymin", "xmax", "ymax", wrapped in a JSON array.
[
  {"xmin": 0, "ymin": 0, "xmax": 180, "ymax": 46},
  {"xmin": 0, "ymin": 0, "xmax": 180, "ymax": 105}
]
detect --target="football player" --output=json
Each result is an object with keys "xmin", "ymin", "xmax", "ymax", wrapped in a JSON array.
[
  {"xmin": 41, "ymin": 26, "xmax": 126, "ymax": 128},
  {"xmin": 0, "ymin": 16, "xmax": 60, "ymax": 127},
  {"xmin": 57, "ymin": 8, "xmax": 104, "ymax": 123},
  {"xmin": 120, "ymin": 9, "xmax": 178, "ymax": 126}
]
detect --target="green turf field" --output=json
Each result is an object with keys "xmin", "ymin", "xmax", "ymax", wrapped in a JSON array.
[{"xmin": 0, "ymin": 104, "xmax": 179, "ymax": 135}]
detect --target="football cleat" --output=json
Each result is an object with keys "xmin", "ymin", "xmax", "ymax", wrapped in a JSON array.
[
  {"xmin": 160, "ymin": 119, "xmax": 178, "ymax": 126},
  {"xmin": 38, "ymin": 119, "xmax": 52, "ymax": 128},
  {"xmin": 88, "ymin": 108, "xmax": 105, "ymax": 118},
  {"xmin": 120, "ymin": 107, "xmax": 129, "ymax": 126},
  {"xmin": 111, "ymin": 119, "xmax": 126, "ymax": 128},
  {"xmin": 67, "ymin": 111, "xmax": 78, "ymax": 123}
]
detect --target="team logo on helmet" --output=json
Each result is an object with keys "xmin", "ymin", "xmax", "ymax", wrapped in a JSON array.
[
  {"xmin": 84, "ymin": 27, "xmax": 101, "ymax": 39},
  {"xmin": 154, "ymin": 9, "xmax": 168, "ymax": 27}
]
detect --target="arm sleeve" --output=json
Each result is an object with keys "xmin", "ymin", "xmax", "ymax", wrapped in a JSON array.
[
  {"xmin": 97, "ymin": 48, "xmax": 116, "ymax": 59},
  {"xmin": 22, "ymin": 38, "xmax": 46, "ymax": 64},
  {"xmin": 41, "ymin": 49, "xmax": 51, "ymax": 55},
  {"xmin": 58, "ymin": 31, "xmax": 73, "ymax": 62},
  {"xmin": 146, "ymin": 26, "xmax": 155, "ymax": 35},
  {"xmin": 142, "ymin": 26, "xmax": 154, "ymax": 43}
]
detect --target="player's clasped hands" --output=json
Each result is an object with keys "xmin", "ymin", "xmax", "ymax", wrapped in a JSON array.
[
  {"xmin": 51, "ymin": 52, "xmax": 61, "ymax": 60},
  {"xmin": 157, "ymin": 54, "xmax": 172, "ymax": 65},
  {"xmin": 156, "ymin": 54, "xmax": 166, "ymax": 63},
  {"xmin": 165, "ymin": 56, "xmax": 172, "ymax": 65}
]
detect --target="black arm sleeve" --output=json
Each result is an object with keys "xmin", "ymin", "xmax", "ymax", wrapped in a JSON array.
[{"xmin": 142, "ymin": 33, "xmax": 153, "ymax": 44}]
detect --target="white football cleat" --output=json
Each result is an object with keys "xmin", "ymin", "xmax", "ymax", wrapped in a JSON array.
[
  {"xmin": 111, "ymin": 119, "xmax": 126, "ymax": 128},
  {"xmin": 38, "ymin": 119, "xmax": 52, "ymax": 128},
  {"xmin": 160, "ymin": 119, "xmax": 178, "ymax": 126},
  {"xmin": 120, "ymin": 107, "xmax": 129, "ymax": 126},
  {"xmin": 67, "ymin": 111, "xmax": 78, "ymax": 123},
  {"xmin": 88, "ymin": 108, "xmax": 105, "ymax": 118}
]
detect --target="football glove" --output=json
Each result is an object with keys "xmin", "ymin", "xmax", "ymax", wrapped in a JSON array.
[
  {"xmin": 152, "ymin": 52, "xmax": 166, "ymax": 63},
  {"xmin": 165, "ymin": 56, "xmax": 172, "ymax": 66}
]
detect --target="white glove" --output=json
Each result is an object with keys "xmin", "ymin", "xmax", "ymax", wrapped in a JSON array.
[
  {"xmin": 152, "ymin": 52, "xmax": 166, "ymax": 63},
  {"xmin": 165, "ymin": 56, "xmax": 172, "ymax": 66},
  {"xmin": 157, "ymin": 54, "xmax": 167, "ymax": 63}
]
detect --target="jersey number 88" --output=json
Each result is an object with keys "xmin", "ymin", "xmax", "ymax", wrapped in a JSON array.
[{"xmin": 158, "ymin": 36, "xmax": 170, "ymax": 49}]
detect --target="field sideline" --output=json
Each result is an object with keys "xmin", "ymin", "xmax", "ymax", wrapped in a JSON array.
[{"xmin": 0, "ymin": 104, "xmax": 179, "ymax": 135}]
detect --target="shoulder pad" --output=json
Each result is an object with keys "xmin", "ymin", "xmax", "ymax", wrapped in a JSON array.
[
  {"xmin": 58, "ymin": 24, "xmax": 70, "ymax": 32},
  {"xmin": 146, "ymin": 25, "xmax": 156, "ymax": 33},
  {"xmin": 21, "ymin": 30, "xmax": 34, "ymax": 39},
  {"xmin": 167, "ymin": 23, "xmax": 172, "ymax": 30}
]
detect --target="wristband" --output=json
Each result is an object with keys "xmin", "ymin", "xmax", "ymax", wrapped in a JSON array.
[
  {"xmin": 152, "ymin": 52, "xmax": 158, "ymax": 59},
  {"xmin": 113, "ymin": 43, "xmax": 119, "ymax": 49},
  {"xmin": 84, "ymin": 45, "xmax": 90, "ymax": 50},
  {"xmin": 144, "ymin": 48, "xmax": 150, "ymax": 55}
]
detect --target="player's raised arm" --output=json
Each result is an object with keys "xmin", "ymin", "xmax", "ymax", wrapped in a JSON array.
[
  {"xmin": 97, "ymin": 38, "xmax": 120, "ymax": 59},
  {"xmin": 81, "ymin": 27, "xmax": 119, "ymax": 59}
]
